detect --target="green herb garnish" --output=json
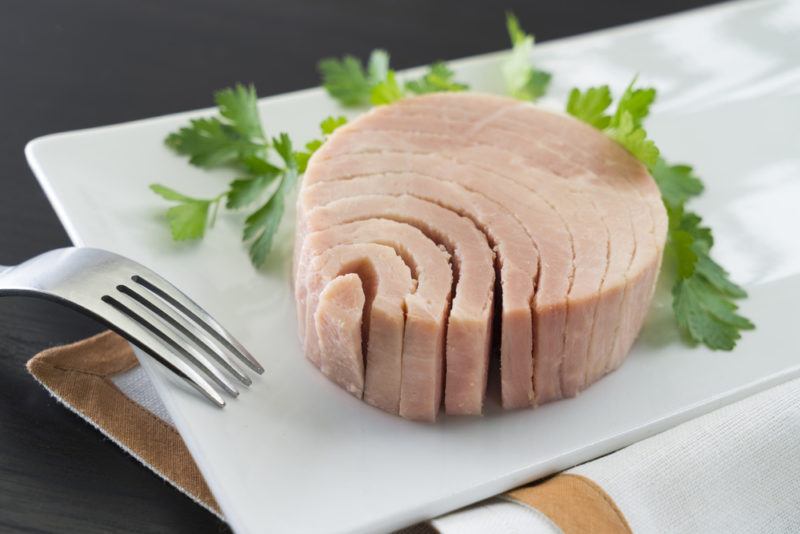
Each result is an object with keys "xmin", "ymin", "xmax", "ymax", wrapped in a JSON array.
[
  {"xmin": 294, "ymin": 116, "xmax": 348, "ymax": 173},
  {"xmin": 405, "ymin": 62, "xmax": 469, "ymax": 95},
  {"xmin": 319, "ymin": 51, "xmax": 469, "ymax": 108},
  {"xmin": 152, "ymin": 83, "xmax": 346, "ymax": 266},
  {"xmin": 567, "ymin": 79, "xmax": 753, "ymax": 349},
  {"xmin": 318, "ymin": 50, "xmax": 389, "ymax": 107},
  {"xmin": 502, "ymin": 12, "xmax": 551, "ymax": 101},
  {"xmin": 370, "ymin": 70, "xmax": 405, "ymax": 105},
  {"xmin": 149, "ymin": 184, "xmax": 225, "ymax": 241},
  {"xmin": 567, "ymin": 80, "xmax": 659, "ymax": 166}
]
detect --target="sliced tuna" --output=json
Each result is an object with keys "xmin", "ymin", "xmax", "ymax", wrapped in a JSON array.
[
  {"xmin": 306, "ymin": 244, "xmax": 414, "ymax": 411},
  {"xmin": 295, "ymin": 92, "xmax": 667, "ymax": 420},
  {"xmin": 298, "ymin": 219, "xmax": 452, "ymax": 421},
  {"xmin": 314, "ymin": 274, "xmax": 366, "ymax": 397},
  {"xmin": 305, "ymin": 194, "xmax": 495, "ymax": 416}
]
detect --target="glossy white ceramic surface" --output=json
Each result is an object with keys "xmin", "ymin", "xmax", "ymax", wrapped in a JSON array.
[{"xmin": 25, "ymin": 1, "xmax": 800, "ymax": 532}]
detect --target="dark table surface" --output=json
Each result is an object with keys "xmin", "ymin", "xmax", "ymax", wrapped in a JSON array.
[{"xmin": 1, "ymin": 1, "xmax": 725, "ymax": 532}]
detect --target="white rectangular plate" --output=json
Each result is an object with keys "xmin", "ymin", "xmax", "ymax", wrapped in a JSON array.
[{"xmin": 25, "ymin": 1, "xmax": 800, "ymax": 532}]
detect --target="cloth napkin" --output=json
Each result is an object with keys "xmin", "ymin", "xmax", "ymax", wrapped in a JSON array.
[{"xmin": 26, "ymin": 331, "xmax": 800, "ymax": 533}]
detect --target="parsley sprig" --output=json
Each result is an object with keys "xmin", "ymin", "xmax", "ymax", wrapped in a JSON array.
[
  {"xmin": 319, "ymin": 12, "xmax": 550, "ymax": 108},
  {"xmin": 151, "ymin": 83, "xmax": 346, "ymax": 266},
  {"xmin": 567, "ymin": 80, "xmax": 659, "ymax": 165},
  {"xmin": 148, "ymin": 185, "xmax": 227, "ymax": 241},
  {"xmin": 567, "ymin": 80, "xmax": 753, "ymax": 349},
  {"xmin": 502, "ymin": 12, "xmax": 551, "ymax": 101},
  {"xmin": 319, "ymin": 51, "xmax": 469, "ymax": 107}
]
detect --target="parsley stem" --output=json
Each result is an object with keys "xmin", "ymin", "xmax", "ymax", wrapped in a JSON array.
[{"xmin": 208, "ymin": 192, "xmax": 227, "ymax": 229}]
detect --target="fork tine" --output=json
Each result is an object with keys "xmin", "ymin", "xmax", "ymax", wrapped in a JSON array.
[
  {"xmin": 103, "ymin": 294, "xmax": 240, "ymax": 397},
  {"xmin": 100, "ymin": 298, "xmax": 226, "ymax": 407},
  {"xmin": 131, "ymin": 274, "xmax": 265, "ymax": 374},
  {"xmin": 116, "ymin": 284, "xmax": 251, "ymax": 386}
]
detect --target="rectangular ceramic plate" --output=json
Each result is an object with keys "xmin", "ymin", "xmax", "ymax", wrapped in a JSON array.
[{"xmin": 25, "ymin": 1, "xmax": 800, "ymax": 532}]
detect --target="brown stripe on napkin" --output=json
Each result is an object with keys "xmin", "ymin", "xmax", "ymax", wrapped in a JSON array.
[
  {"xmin": 26, "ymin": 331, "xmax": 220, "ymax": 515},
  {"xmin": 26, "ymin": 332, "xmax": 631, "ymax": 532},
  {"xmin": 507, "ymin": 473, "xmax": 632, "ymax": 534}
]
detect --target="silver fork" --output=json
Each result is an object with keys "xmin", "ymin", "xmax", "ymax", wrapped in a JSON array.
[{"xmin": 0, "ymin": 247, "xmax": 263, "ymax": 407}]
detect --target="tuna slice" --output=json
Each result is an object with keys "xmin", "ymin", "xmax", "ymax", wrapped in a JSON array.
[
  {"xmin": 294, "ymin": 92, "xmax": 667, "ymax": 421},
  {"xmin": 297, "ymin": 219, "xmax": 452, "ymax": 421},
  {"xmin": 306, "ymin": 244, "xmax": 414, "ymax": 410},
  {"xmin": 314, "ymin": 274, "xmax": 365, "ymax": 397}
]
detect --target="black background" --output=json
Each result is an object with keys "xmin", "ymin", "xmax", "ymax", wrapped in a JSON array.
[{"xmin": 1, "ymin": 1, "xmax": 724, "ymax": 532}]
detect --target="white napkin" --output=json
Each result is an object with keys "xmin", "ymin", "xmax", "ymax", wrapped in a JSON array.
[{"xmin": 435, "ymin": 376, "xmax": 800, "ymax": 533}]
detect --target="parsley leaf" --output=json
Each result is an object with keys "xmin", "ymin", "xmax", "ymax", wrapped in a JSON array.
[
  {"xmin": 215, "ymin": 84, "xmax": 265, "ymax": 141},
  {"xmin": 367, "ymin": 49, "xmax": 390, "ymax": 85},
  {"xmin": 240, "ymin": 153, "xmax": 282, "ymax": 176},
  {"xmin": 243, "ymin": 134, "xmax": 298, "ymax": 265},
  {"xmin": 226, "ymin": 173, "xmax": 279, "ymax": 210},
  {"xmin": 225, "ymin": 154, "xmax": 284, "ymax": 210},
  {"xmin": 673, "ymin": 276, "xmax": 752, "ymax": 350},
  {"xmin": 603, "ymin": 79, "xmax": 659, "ymax": 165},
  {"xmin": 669, "ymin": 226, "xmax": 699, "ymax": 279},
  {"xmin": 321, "ymin": 50, "xmax": 467, "ymax": 107},
  {"xmin": 502, "ymin": 12, "xmax": 551, "ymax": 101},
  {"xmin": 295, "ymin": 116, "xmax": 348, "ymax": 173},
  {"xmin": 318, "ymin": 55, "xmax": 373, "ymax": 107},
  {"xmin": 612, "ymin": 78, "xmax": 656, "ymax": 129},
  {"xmin": 678, "ymin": 210, "xmax": 714, "ymax": 249},
  {"xmin": 506, "ymin": 11, "xmax": 527, "ymax": 44},
  {"xmin": 272, "ymin": 133, "xmax": 296, "ymax": 170},
  {"xmin": 318, "ymin": 50, "xmax": 392, "ymax": 107},
  {"xmin": 320, "ymin": 115, "xmax": 348, "ymax": 135},
  {"xmin": 242, "ymin": 193, "xmax": 284, "ymax": 267},
  {"xmin": 651, "ymin": 158, "xmax": 704, "ymax": 209},
  {"xmin": 695, "ymin": 252, "xmax": 748, "ymax": 299},
  {"xmin": 371, "ymin": 70, "xmax": 405, "ymax": 105},
  {"xmin": 672, "ymin": 215, "xmax": 754, "ymax": 351},
  {"xmin": 406, "ymin": 62, "xmax": 469, "ymax": 94},
  {"xmin": 606, "ymin": 110, "xmax": 660, "ymax": 166},
  {"xmin": 165, "ymin": 118, "xmax": 248, "ymax": 167},
  {"xmin": 567, "ymin": 78, "xmax": 659, "ymax": 166},
  {"xmin": 165, "ymin": 83, "xmax": 267, "ymax": 168},
  {"xmin": 149, "ymin": 184, "xmax": 223, "ymax": 240},
  {"xmin": 566, "ymin": 86, "xmax": 612, "ymax": 129},
  {"xmin": 166, "ymin": 202, "xmax": 211, "ymax": 240}
]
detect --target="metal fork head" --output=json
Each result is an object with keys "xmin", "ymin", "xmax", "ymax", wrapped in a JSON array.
[{"xmin": 0, "ymin": 247, "xmax": 264, "ymax": 407}]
